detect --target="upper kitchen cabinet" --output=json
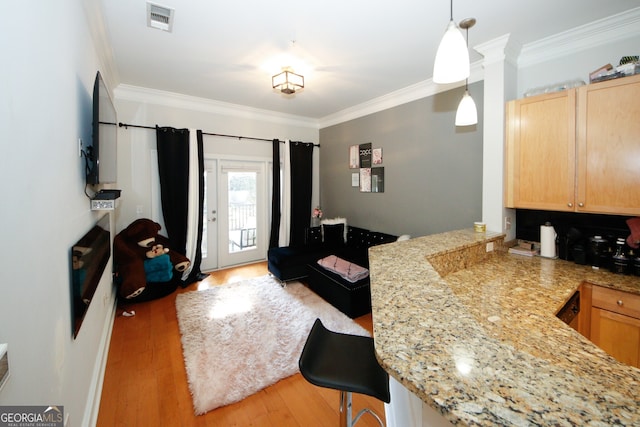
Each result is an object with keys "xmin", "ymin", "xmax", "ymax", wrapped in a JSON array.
[
  {"xmin": 505, "ymin": 74, "xmax": 640, "ymax": 216},
  {"xmin": 576, "ymin": 74, "xmax": 640, "ymax": 215},
  {"xmin": 505, "ymin": 89, "xmax": 576, "ymax": 211}
]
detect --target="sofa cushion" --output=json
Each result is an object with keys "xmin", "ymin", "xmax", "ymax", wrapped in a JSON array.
[
  {"xmin": 305, "ymin": 226, "xmax": 323, "ymax": 248},
  {"xmin": 321, "ymin": 217, "xmax": 347, "ymax": 242},
  {"xmin": 347, "ymin": 226, "xmax": 398, "ymax": 249},
  {"xmin": 268, "ymin": 245, "xmax": 324, "ymax": 268},
  {"xmin": 322, "ymin": 223, "xmax": 346, "ymax": 249}
]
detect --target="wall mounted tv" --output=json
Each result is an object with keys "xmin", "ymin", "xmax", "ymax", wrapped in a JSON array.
[
  {"xmin": 86, "ymin": 71, "xmax": 117, "ymax": 185},
  {"xmin": 70, "ymin": 213, "xmax": 111, "ymax": 338}
]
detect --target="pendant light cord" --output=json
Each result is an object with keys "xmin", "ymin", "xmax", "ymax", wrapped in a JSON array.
[{"xmin": 464, "ymin": 26, "xmax": 469, "ymax": 90}]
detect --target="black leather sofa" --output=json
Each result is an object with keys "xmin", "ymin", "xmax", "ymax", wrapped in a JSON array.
[{"xmin": 268, "ymin": 224, "xmax": 397, "ymax": 317}]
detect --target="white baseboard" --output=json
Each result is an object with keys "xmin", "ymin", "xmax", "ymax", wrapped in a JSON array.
[{"xmin": 82, "ymin": 294, "xmax": 117, "ymax": 427}]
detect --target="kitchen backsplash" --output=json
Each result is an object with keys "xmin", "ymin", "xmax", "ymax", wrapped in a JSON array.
[{"xmin": 515, "ymin": 209, "xmax": 634, "ymax": 262}]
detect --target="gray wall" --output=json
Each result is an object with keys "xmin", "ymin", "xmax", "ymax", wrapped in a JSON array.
[{"xmin": 319, "ymin": 82, "xmax": 484, "ymax": 238}]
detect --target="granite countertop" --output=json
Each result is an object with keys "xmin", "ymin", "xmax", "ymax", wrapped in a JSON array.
[{"xmin": 368, "ymin": 229, "xmax": 640, "ymax": 426}]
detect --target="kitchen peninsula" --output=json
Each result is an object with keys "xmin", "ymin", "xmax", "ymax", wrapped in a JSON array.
[{"xmin": 369, "ymin": 229, "xmax": 640, "ymax": 426}]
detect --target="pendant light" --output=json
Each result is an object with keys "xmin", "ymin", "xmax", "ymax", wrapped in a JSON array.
[
  {"xmin": 455, "ymin": 18, "xmax": 477, "ymax": 126},
  {"xmin": 433, "ymin": 0, "xmax": 469, "ymax": 84}
]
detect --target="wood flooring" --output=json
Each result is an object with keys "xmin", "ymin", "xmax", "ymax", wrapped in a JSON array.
[{"xmin": 96, "ymin": 262, "xmax": 385, "ymax": 427}]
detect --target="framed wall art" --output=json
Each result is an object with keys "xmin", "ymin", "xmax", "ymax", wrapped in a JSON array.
[
  {"xmin": 349, "ymin": 145, "xmax": 359, "ymax": 169},
  {"xmin": 359, "ymin": 168, "xmax": 371, "ymax": 192},
  {"xmin": 359, "ymin": 143, "xmax": 372, "ymax": 168},
  {"xmin": 372, "ymin": 148, "xmax": 383, "ymax": 165}
]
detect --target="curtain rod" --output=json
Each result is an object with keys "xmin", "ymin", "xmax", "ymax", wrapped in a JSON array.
[{"xmin": 118, "ymin": 122, "xmax": 319, "ymax": 147}]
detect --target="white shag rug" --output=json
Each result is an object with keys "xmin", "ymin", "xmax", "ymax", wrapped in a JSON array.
[{"xmin": 175, "ymin": 275, "xmax": 369, "ymax": 415}]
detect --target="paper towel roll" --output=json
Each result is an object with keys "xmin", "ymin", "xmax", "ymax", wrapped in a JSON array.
[{"xmin": 540, "ymin": 223, "xmax": 557, "ymax": 258}]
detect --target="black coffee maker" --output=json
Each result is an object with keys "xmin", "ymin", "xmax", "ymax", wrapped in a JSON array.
[
  {"xmin": 587, "ymin": 235, "xmax": 611, "ymax": 269},
  {"xmin": 560, "ymin": 227, "xmax": 587, "ymax": 264}
]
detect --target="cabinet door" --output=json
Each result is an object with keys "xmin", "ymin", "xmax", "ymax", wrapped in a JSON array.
[
  {"xmin": 576, "ymin": 74, "xmax": 640, "ymax": 215},
  {"xmin": 505, "ymin": 90, "xmax": 576, "ymax": 210},
  {"xmin": 590, "ymin": 307, "xmax": 640, "ymax": 367}
]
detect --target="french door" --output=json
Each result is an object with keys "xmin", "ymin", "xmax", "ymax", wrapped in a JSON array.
[
  {"xmin": 200, "ymin": 160, "xmax": 219, "ymax": 271},
  {"xmin": 201, "ymin": 159, "xmax": 267, "ymax": 270}
]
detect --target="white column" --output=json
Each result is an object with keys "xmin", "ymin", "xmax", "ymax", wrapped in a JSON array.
[
  {"xmin": 474, "ymin": 35, "xmax": 520, "ymax": 241},
  {"xmin": 385, "ymin": 376, "xmax": 454, "ymax": 427}
]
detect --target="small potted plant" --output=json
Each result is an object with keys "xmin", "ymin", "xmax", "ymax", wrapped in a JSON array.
[{"xmin": 311, "ymin": 207, "xmax": 323, "ymax": 227}]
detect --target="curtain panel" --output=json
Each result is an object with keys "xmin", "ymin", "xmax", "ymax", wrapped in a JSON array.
[
  {"xmin": 269, "ymin": 139, "xmax": 281, "ymax": 249},
  {"xmin": 155, "ymin": 126, "xmax": 205, "ymax": 285},
  {"xmin": 288, "ymin": 141, "xmax": 314, "ymax": 247}
]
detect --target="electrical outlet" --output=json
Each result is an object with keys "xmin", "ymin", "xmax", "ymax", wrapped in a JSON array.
[
  {"xmin": 486, "ymin": 242, "xmax": 494, "ymax": 252},
  {"xmin": 504, "ymin": 216, "xmax": 512, "ymax": 230}
]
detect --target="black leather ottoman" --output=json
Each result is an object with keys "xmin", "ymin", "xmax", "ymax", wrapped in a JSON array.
[{"xmin": 305, "ymin": 262, "xmax": 372, "ymax": 318}]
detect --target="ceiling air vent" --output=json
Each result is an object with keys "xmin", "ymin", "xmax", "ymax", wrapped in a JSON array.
[{"xmin": 146, "ymin": 2, "xmax": 174, "ymax": 32}]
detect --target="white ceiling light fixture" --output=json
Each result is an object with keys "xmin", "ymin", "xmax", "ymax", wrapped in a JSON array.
[
  {"xmin": 146, "ymin": 2, "xmax": 174, "ymax": 32},
  {"xmin": 455, "ymin": 18, "xmax": 478, "ymax": 127},
  {"xmin": 433, "ymin": 0, "xmax": 469, "ymax": 84},
  {"xmin": 272, "ymin": 68, "xmax": 304, "ymax": 94}
]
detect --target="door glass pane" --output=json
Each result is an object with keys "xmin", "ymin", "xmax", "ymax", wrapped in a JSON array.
[
  {"xmin": 201, "ymin": 169, "xmax": 209, "ymax": 258},
  {"xmin": 228, "ymin": 171, "xmax": 257, "ymax": 253}
]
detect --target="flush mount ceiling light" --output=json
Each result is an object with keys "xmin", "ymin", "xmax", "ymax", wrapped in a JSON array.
[
  {"xmin": 455, "ymin": 18, "xmax": 478, "ymax": 126},
  {"xmin": 433, "ymin": 0, "xmax": 469, "ymax": 84},
  {"xmin": 272, "ymin": 68, "xmax": 304, "ymax": 94}
]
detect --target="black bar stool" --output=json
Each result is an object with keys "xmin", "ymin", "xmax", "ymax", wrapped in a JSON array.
[{"xmin": 299, "ymin": 318, "xmax": 390, "ymax": 427}]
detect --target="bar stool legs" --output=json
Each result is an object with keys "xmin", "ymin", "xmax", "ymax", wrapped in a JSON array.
[
  {"xmin": 340, "ymin": 391, "xmax": 385, "ymax": 427},
  {"xmin": 299, "ymin": 318, "xmax": 390, "ymax": 427}
]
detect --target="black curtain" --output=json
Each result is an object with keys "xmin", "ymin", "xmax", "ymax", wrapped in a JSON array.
[
  {"xmin": 156, "ymin": 126, "xmax": 206, "ymax": 284},
  {"xmin": 289, "ymin": 141, "xmax": 314, "ymax": 247},
  {"xmin": 269, "ymin": 139, "xmax": 281, "ymax": 249},
  {"xmin": 187, "ymin": 130, "xmax": 206, "ymax": 282},
  {"xmin": 156, "ymin": 126, "xmax": 189, "ymax": 255}
]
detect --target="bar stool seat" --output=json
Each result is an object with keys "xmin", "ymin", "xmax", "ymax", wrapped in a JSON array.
[{"xmin": 299, "ymin": 318, "xmax": 390, "ymax": 427}]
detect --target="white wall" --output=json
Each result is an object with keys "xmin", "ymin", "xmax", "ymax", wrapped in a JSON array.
[
  {"xmin": 0, "ymin": 1, "xmax": 116, "ymax": 426},
  {"xmin": 517, "ymin": 36, "xmax": 640, "ymax": 98},
  {"xmin": 113, "ymin": 88, "xmax": 320, "ymax": 235}
]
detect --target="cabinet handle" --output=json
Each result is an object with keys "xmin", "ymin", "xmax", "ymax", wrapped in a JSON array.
[
  {"xmin": 617, "ymin": 300, "xmax": 623, "ymax": 306},
  {"xmin": 568, "ymin": 202, "xmax": 573, "ymax": 208},
  {"xmin": 578, "ymin": 202, "xmax": 584, "ymax": 207}
]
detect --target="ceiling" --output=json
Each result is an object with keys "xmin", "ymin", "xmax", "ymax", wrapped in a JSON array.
[{"xmin": 98, "ymin": 0, "xmax": 640, "ymax": 120}]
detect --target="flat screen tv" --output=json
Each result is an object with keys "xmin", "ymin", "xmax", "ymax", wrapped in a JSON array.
[
  {"xmin": 86, "ymin": 71, "xmax": 117, "ymax": 185},
  {"xmin": 70, "ymin": 213, "xmax": 111, "ymax": 338}
]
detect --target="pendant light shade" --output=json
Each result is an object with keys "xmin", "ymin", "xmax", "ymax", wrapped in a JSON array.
[
  {"xmin": 433, "ymin": 19, "xmax": 469, "ymax": 84},
  {"xmin": 455, "ymin": 89, "xmax": 478, "ymax": 126},
  {"xmin": 454, "ymin": 17, "xmax": 477, "ymax": 126}
]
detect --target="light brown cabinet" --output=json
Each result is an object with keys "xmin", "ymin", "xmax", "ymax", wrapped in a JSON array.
[
  {"xmin": 505, "ymin": 74, "xmax": 640, "ymax": 216},
  {"xmin": 590, "ymin": 285, "xmax": 640, "ymax": 368}
]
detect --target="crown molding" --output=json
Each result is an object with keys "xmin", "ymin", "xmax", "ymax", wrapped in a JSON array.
[
  {"xmin": 319, "ymin": 62, "xmax": 484, "ymax": 129},
  {"xmin": 474, "ymin": 34, "xmax": 522, "ymax": 68},
  {"xmin": 111, "ymin": 7, "xmax": 640, "ymax": 131},
  {"xmin": 519, "ymin": 7, "xmax": 640, "ymax": 68},
  {"xmin": 82, "ymin": 0, "xmax": 120, "ymax": 94},
  {"xmin": 320, "ymin": 7, "xmax": 640, "ymax": 128},
  {"xmin": 114, "ymin": 84, "xmax": 320, "ymax": 129}
]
